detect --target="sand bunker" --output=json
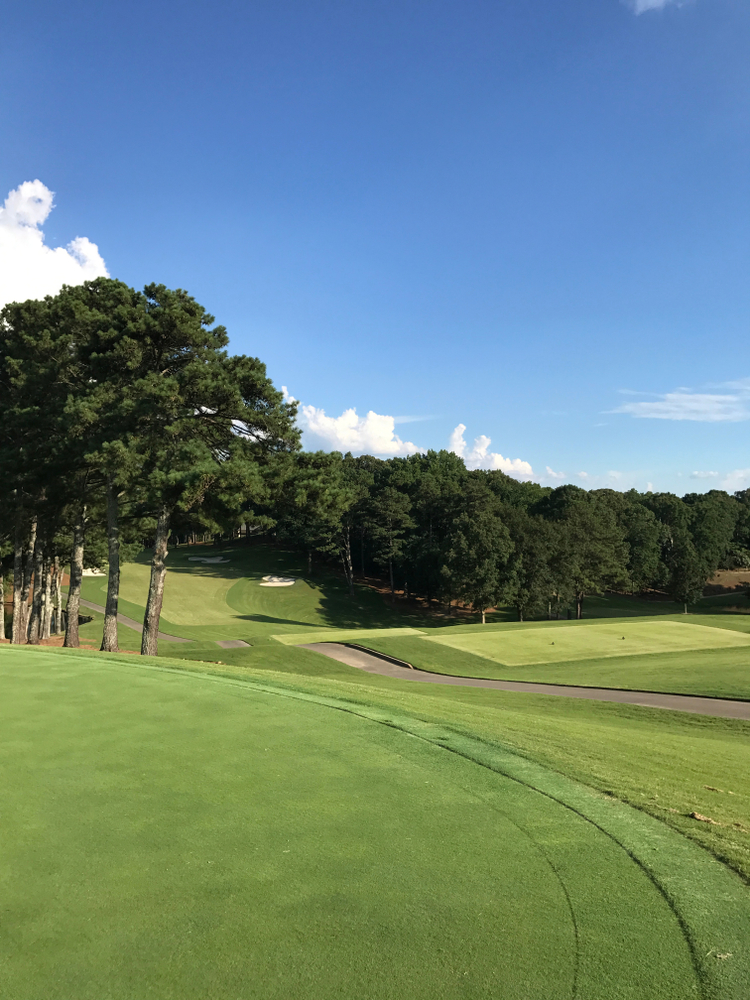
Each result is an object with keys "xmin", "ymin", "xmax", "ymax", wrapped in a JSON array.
[{"xmin": 260, "ymin": 575, "xmax": 296, "ymax": 587}]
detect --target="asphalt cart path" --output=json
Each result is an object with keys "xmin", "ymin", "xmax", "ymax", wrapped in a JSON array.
[{"xmin": 300, "ymin": 641, "xmax": 750, "ymax": 721}]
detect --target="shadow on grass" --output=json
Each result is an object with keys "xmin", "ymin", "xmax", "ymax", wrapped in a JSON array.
[{"xmin": 134, "ymin": 540, "xmax": 750, "ymax": 633}]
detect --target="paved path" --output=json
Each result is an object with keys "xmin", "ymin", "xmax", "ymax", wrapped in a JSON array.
[
  {"xmin": 300, "ymin": 642, "xmax": 750, "ymax": 721},
  {"xmin": 78, "ymin": 600, "xmax": 191, "ymax": 643}
]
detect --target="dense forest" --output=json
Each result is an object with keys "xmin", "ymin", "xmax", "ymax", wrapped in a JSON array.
[{"xmin": 3, "ymin": 278, "xmax": 749, "ymax": 650}]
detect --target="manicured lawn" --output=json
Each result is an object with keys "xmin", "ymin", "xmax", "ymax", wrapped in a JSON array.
[
  {"xmin": 34, "ymin": 548, "xmax": 750, "ymax": 997},
  {"xmin": 423, "ymin": 619, "xmax": 750, "ymax": 665},
  {"xmin": 78, "ymin": 544, "xmax": 433, "ymax": 642},
  {"xmin": 5, "ymin": 645, "xmax": 749, "ymax": 998},
  {"xmin": 72, "ymin": 548, "xmax": 750, "ymax": 704}
]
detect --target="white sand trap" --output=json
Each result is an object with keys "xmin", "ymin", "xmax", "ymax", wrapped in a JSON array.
[
  {"xmin": 260, "ymin": 575, "xmax": 296, "ymax": 587},
  {"xmin": 82, "ymin": 568, "xmax": 106, "ymax": 576},
  {"xmin": 188, "ymin": 556, "xmax": 231, "ymax": 564}
]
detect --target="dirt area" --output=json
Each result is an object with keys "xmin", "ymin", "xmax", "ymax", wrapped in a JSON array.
[{"xmin": 704, "ymin": 569, "xmax": 750, "ymax": 596}]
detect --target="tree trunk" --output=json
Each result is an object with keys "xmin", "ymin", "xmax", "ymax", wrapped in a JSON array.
[
  {"xmin": 100, "ymin": 479, "xmax": 120, "ymax": 653},
  {"xmin": 0, "ymin": 569, "xmax": 5, "ymax": 641},
  {"xmin": 340, "ymin": 526, "xmax": 354, "ymax": 596},
  {"xmin": 141, "ymin": 507, "xmax": 171, "ymax": 657},
  {"xmin": 518, "ymin": 607, "xmax": 524, "ymax": 623},
  {"xmin": 360, "ymin": 531, "xmax": 366, "ymax": 577},
  {"xmin": 64, "ymin": 514, "xmax": 85, "ymax": 647},
  {"xmin": 683, "ymin": 602, "xmax": 688, "ymax": 615},
  {"xmin": 481, "ymin": 608, "xmax": 486, "ymax": 625},
  {"xmin": 27, "ymin": 536, "xmax": 44, "ymax": 644},
  {"xmin": 11, "ymin": 513, "xmax": 24, "ymax": 643},
  {"xmin": 308, "ymin": 549, "xmax": 312, "ymax": 575},
  {"xmin": 548, "ymin": 601, "xmax": 552, "ymax": 620},
  {"xmin": 576, "ymin": 592, "xmax": 583, "ymax": 620},
  {"xmin": 53, "ymin": 557, "xmax": 62, "ymax": 634},
  {"xmin": 20, "ymin": 517, "xmax": 37, "ymax": 640},
  {"xmin": 41, "ymin": 559, "xmax": 52, "ymax": 640}
]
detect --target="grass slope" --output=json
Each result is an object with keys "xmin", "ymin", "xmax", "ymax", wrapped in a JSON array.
[
  {"xmin": 6, "ymin": 645, "xmax": 744, "ymax": 999},
  {"xmin": 78, "ymin": 545, "xmax": 431, "ymax": 641}
]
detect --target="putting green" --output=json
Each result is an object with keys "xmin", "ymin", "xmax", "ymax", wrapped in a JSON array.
[
  {"xmin": 0, "ymin": 646, "xmax": 717, "ymax": 999},
  {"xmin": 424, "ymin": 619, "xmax": 750, "ymax": 666}
]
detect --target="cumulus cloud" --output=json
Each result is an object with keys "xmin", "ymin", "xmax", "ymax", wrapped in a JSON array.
[
  {"xmin": 612, "ymin": 384, "xmax": 750, "ymax": 422},
  {"xmin": 690, "ymin": 470, "xmax": 719, "ymax": 480},
  {"xmin": 449, "ymin": 424, "xmax": 533, "ymax": 479},
  {"xmin": 284, "ymin": 388, "xmax": 422, "ymax": 457},
  {"xmin": 0, "ymin": 180, "xmax": 108, "ymax": 309}
]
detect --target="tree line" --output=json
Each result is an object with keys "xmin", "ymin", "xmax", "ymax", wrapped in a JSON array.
[
  {"xmin": 3, "ymin": 278, "xmax": 749, "ymax": 647},
  {"xmin": 267, "ymin": 450, "xmax": 750, "ymax": 621}
]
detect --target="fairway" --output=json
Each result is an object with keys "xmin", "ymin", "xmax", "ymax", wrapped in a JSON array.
[
  {"xmin": 76, "ymin": 544, "xmax": 428, "ymax": 642},
  {"xmin": 424, "ymin": 619, "xmax": 750, "ymax": 666},
  {"xmin": 2, "ymin": 646, "xmax": 731, "ymax": 999}
]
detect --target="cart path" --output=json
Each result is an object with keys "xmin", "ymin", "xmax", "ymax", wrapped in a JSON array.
[
  {"xmin": 300, "ymin": 642, "xmax": 750, "ymax": 721},
  {"xmin": 78, "ymin": 600, "xmax": 192, "ymax": 642}
]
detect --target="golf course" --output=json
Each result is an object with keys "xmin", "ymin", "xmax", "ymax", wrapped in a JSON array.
[{"xmin": 2, "ymin": 543, "xmax": 749, "ymax": 999}]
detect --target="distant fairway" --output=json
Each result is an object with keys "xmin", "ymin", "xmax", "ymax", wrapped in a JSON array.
[
  {"xmin": 423, "ymin": 619, "xmax": 750, "ymax": 666},
  {"xmin": 6, "ymin": 645, "xmax": 742, "ymax": 999},
  {"xmin": 72, "ymin": 546, "xmax": 750, "ymax": 702},
  {"xmin": 77, "ymin": 544, "xmax": 426, "ymax": 642}
]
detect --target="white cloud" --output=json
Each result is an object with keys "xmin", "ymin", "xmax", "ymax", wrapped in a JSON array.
[
  {"xmin": 284, "ymin": 388, "xmax": 422, "ymax": 457},
  {"xmin": 722, "ymin": 470, "xmax": 750, "ymax": 493},
  {"xmin": 613, "ymin": 385, "xmax": 750, "ymax": 422},
  {"xmin": 625, "ymin": 0, "xmax": 684, "ymax": 13},
  {"xmin": 449, "ymin": 424, "xmax": 533, "ymax": 479},
  {"xmin": 545, "ymin": 466, "xmax": 565, "ymax": 480},
  {"xmin": 0, "ymin": 180, "xmax": 108, "ymax": 309},
  {"xmin": 690, "ymin": 470, "xmax": 719, "ymax": 480}
]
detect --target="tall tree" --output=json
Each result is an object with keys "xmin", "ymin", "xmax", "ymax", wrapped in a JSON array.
[
  {"xmin": 503, "ymin": 508, "xmax": 554, "ymax": 622},
  {"xmin": 442, "ymin": 505, "xmax": 512, "ymax": 623},
  {"xmin": 534, "ymin": 486, "xmax": 628, "ymax": 618},
  {"xmin": 127, "ymin": 285, "xmax": 298, "ymax": 654}
]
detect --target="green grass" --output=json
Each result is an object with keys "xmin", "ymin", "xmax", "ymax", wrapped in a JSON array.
[
  {"xmin": 78, "ymin": 544, "xmax": 434, "ymax": 642},
  {"xmin": 424, "ymin": 619, "xmax": 750, "ymax": 664},
  {"xmin": 24, "ymin": 544, "xmax": 750, "ymax": 997},
  {"xmin": 6, "ymin": 645, "xmax": 750, "ymax": 999},
  {"xmin": 358, "ymin": 617, "xmax": 750, "ymax": 700},
  {"xmin": 71, "ymin": 546, "xmax": 750, "ymax": 701}
]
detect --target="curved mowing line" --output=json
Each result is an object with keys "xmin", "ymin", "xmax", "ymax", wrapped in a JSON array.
[{"xmin": 93, "ymin": 654, "xmax": 748, "ymax": 1000}]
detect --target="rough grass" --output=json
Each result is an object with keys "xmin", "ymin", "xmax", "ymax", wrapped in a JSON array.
[{"xmin": 1, "ymin": 645, "xmax": 723, "ymax": 999}]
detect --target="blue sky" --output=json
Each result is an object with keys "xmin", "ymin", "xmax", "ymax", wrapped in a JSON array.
[{"xmin": 1, "ymin": 0, "xmax": 748, "ymax": 493}]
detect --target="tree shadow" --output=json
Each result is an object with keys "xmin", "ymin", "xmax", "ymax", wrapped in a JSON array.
[{"xmin": 234, "ymin": 614, "xmax": 326, "ymax": 628}]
